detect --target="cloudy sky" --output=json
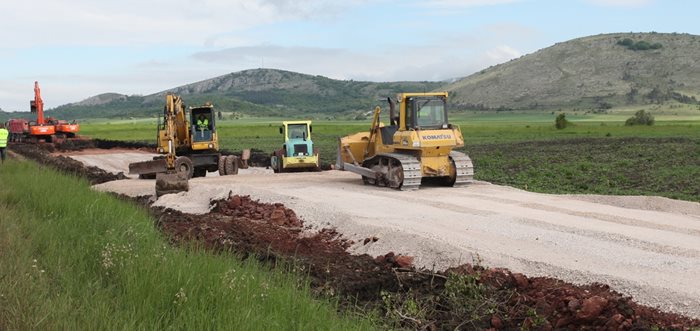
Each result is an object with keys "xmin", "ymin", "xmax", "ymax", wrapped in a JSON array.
[{"xmin": 0, "ymin": 0, "xmax": 696, "ymax": 110}]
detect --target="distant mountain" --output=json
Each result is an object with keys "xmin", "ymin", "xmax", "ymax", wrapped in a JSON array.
[
  {"xmin": 445, "ymin": 32, "xmax": 700, "ymax": 110},
  {"xmin": 72, "ymin": 93, "xmax": 129, "ymax": 106},
  {"xmin": 48, "ymin": 69, "xmax": 445, "ymax": 119},
  {"xmin": 18, "ymin": 32, "xmax": 700, "ymax": 122}
]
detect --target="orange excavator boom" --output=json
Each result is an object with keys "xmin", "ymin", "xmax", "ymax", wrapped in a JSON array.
[
  {"xmin": 33, "ymin": 81, "xmax": 45, "ymax": 125},
  {"xmin": 29, "ymin": 81, "xmax": 55, "ymax": 137}
]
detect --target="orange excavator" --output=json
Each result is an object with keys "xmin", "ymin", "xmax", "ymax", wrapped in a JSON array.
[
  {"xmin": 7, "ymin": 81, "xmax": 81, "ymax": 143},
  {"xmin": 27, "ymin": 81, "xmax": 56, "ymax": 141}
]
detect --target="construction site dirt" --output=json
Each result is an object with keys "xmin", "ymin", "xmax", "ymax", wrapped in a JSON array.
[{"xmin": 9, "ymin": 142, "xmax": 700, "ymax": 329}]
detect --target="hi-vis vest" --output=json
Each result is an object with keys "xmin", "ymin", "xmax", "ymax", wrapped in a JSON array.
[
  {"xmin": 197, "ymin": 118, "xmax": 209, "ymax": 130},
  {"xmin": 0, "ymin": 128, "xmax": 8, "ymax": 148}
]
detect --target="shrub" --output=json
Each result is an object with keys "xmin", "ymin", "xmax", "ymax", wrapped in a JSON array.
[
  {"xmin": 616, "ymin": 38, "xmax": 662, "ymax": 51},
  {"xmin": 555, "ymin": 113, "xmax": 570, "ymax": 129},
  {"xmin": 617, "ymin": 38, "xmax": 634, "ymax": 47},
  {"xmin": 625, "ymin": 110, "xmax": 655, "ymax": 126}
]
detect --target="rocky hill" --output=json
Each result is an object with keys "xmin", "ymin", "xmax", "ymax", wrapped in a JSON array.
[
  {"xmin": 72, "ymin": 93, "xmax": 129, "ymax": 107},
  {"xmin": 47, "ymin": 69, "xmax": 444, "ymax": 119},
  {"xmin": 445, "ymin": 32, "xmax": 700, "ymax": 110}
]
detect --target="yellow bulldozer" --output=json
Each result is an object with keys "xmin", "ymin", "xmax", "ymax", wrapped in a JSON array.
[
  {"xmin": 129, "ymin": 93, "xmax": 244, "ymax": 196},
  {"xmin": 336, "ymin": 92, "xmax": 473, "ymax": 190}
]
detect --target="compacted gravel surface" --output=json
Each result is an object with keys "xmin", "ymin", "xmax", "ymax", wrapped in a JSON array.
[{"xmin": 90, "ymin": 162, "xmax": 700, "ymax": 319}]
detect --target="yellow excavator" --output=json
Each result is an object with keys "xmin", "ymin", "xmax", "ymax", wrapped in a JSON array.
[
  {"xmin": 336, "ymin": 92, "xmax": 473, "ymax": 190},
  {"xmin": 129, "ymin": 93, "xmax": 242, "ymax": 196}
]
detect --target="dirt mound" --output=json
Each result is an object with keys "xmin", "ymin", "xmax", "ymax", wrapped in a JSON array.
[
  {"xmin": 154, "ymin": 193, "xmax": 700, "ymax": 329},
  {"xmin": 156, "ymin": 193, "xmax": 397, "ymax": 301},
  {"xmin": 92, "ymin": 139, "xmax": 155, "ymax": 150},
  {"xmin": 9, "ymin": 143, "xmax": 126, "ymax": 184},
  {"xmin": 53, "ymin": 138, "xmax": 96, "ymax": 151}
]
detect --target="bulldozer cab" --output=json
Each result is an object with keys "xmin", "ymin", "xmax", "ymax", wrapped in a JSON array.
[
  {"xmin": 190, "ymin": 106, "xmax": 215, "ymax": 143},
  {"xmin": 402, "ymin": 94, "xmax": 449, "ymax": 130}
]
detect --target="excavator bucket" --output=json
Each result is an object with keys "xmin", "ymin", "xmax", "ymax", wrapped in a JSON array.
[
  {"xmin": 155, "ymin": 171, "xmax": 189, "ymax": 197},
  {"xmin": 129, "ymin": 159, "xmax": 168, "ymax": 176}
]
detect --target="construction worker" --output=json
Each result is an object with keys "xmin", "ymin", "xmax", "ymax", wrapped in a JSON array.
[
  {"xmin": 0, "ymin": 123, "xmax": 8, "ymax": 164},
  {"xmin": 196, "ymin": 114, "xmax": 209, "ymax": 131}
]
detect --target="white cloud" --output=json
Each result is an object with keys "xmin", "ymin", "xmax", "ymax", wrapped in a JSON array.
[
  {"xmin": 0, "ymin": 1, "xmax": 365, "ymax": 48},
  {"xmin": 584, "ymin": 0, "xmax": 653, "ymax": 7},
  {"xmin": 0, "ymin": 1, "xmax": 540, "ymax": 110},
  {"xmin": 190, "ymin": 38, "xmax": 524, "ymax": 83}
]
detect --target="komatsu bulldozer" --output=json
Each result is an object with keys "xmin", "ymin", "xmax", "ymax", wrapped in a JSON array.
[{"xmin": 336, "ymin": 92, "xmax": 473, "ymax": 190}]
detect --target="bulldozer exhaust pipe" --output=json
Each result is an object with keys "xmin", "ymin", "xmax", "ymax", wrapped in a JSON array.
[{"xmin": 388, "ymin": 97, "xmax": 396, "ymax": 126}]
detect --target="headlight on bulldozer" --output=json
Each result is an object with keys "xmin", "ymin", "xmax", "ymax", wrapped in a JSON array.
[
  {"xmin": 208, "ymin": 143, "xmax": 213, "ymax": 148},
  {"xmin": 158, "ymin": 147, "xmax": 164, "ymax": 153}
]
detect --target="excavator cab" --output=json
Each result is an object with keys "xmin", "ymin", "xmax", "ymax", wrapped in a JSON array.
[{"xmin": 190, "ymin": 106, "xmax": 215, "ymax": 144}]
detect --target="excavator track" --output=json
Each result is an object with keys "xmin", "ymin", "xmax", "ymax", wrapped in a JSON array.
[
  {"xmin": 363, "ymin": 153, "xmax": 422, "ymax": 191},
  {"xmin": 449, "ymin": 151, "xmax": 474, "ymax": 187}
]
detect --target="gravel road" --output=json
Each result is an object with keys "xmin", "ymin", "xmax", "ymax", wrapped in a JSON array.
[{"xmin": 81, "ymin": 152, "xmax": 700, "ymax": 318}]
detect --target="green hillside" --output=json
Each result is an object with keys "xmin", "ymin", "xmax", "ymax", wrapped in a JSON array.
[
  {"xmin": 42, "ymin": 69, "xmax": 444, "ymax": 120},
  {"xmin": 445, "ymin": 32, "xmax": 700, "ymax": 110}
]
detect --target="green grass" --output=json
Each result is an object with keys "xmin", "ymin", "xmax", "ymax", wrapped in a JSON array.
[
  {"xmin": 79, "ymin": 113, "xmax": 700, "ymax": 202},
  {"xmin": 469, "ymin": 137, "xmax": 700, "ymax": 202},
  {"xmin": 0, "ymin": 160, "xmax": 375, "ymax": 330}
]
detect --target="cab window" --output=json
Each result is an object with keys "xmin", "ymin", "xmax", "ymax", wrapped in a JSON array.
[
  {"xmin": 287, "ymin": 124, "xmax": 308, "ymax": 140},
  {"xmin": 416, "ymin": 99, "xmax": 446, "ymax": 128}
]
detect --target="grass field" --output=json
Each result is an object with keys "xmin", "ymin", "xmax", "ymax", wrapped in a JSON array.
[
  {"xmin": 79, "ymin": 112, "xmax": 700, "ymax": 202},
  {"xmin": 0, "ymin": 160, "xmax": 375, "ymax": 330}
]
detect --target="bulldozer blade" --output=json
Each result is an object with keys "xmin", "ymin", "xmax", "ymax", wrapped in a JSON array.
[
  {"xmin": 129, "ymin": 159, "xmax": 168, "ymax": 175},
  {"xmin": 155, "ymin": 172, "xmax": 189, "ymax": 197}
]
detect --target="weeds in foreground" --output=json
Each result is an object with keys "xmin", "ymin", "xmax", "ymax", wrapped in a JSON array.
[{"xmin": 0, "ymin": 160, "xmax": 374, "ymax": 330}]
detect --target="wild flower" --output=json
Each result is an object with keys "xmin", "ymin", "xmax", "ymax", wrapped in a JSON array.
[
  {"xmin": 173, "ymin": 288, "xmax": 187, "ymax": 305},
  {"xmin": 101, "ymin": 241, "xmax": 135, "ymax": 275},
  {"xmin": 222, "ymin": 269, "xmax": 239, "ymax": 290},
  {"xmin": 102, "ymin": 243, "xmax": 115, "ymax": 272},
  {"xmin": 259, "ymin": 281, "xmax": 270, "ymax": 300},
  {"xmin": 153, "ymin": 244, "xmax": 168, "ymax": 261}
]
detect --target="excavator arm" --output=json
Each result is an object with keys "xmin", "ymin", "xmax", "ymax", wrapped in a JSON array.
[
  {"xmin": 33, "ymin": 81, "xmax": 45, "ymax": 124},
  {"xmin": 128, "ymin": 93, "xmax": 190, "ymax": 196}
]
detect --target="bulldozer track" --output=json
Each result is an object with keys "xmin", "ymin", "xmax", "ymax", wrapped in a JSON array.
[
  {"xmin": 380, "ymin": 153, "xmax": 422, "ymax": 191},
  {"xmin": 449, "ymin": 151, "xmax": 474, "ymax": 187}
]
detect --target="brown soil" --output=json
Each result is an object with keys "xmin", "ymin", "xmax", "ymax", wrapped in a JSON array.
[
  {"xmin": 154, "ymin": 193, "xmax": 700, "ymax": 330},
  {"xmin": 10, "ymin": 140, "xmax": 700, "ymax": 329},
  {"xmin": 9, "ymin": 142, "xmax": 126, "ymax": 184}
]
